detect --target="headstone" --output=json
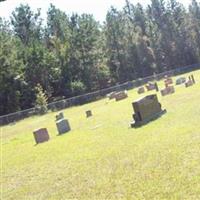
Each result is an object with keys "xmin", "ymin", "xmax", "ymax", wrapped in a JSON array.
[
  {"xmin": 130, "ymin": 94, "xmax": 166, "ymax": 127},
  {"xmin": 107, "ymin": 92, "xmax": 117, "ymax": 100},
  {"xmin": 145, "ymin": 82, "xmax": 157, "ymax": 91},
  {"xmin": 115, "ymin": 90, "xmax": 128, "ymax": 101},
  {"xmin": 56, "ymin": 119, "xmax": 71, "ymax": 135},
  {"xmin": 176, "ymin": 77, "xmax": 186, "ymax": 85},
  {"xmin": 185, "ymin": 80, "xmax": 193, "ymax": 88},
  {"xmin": 86, "ymin": 110, "xmax": 92, "ymax": 118},
  {"xmin": 56, "ymin": 112, "xmax": 64, "ymax": 121},
  {"xmin": 164, "ymin": 78, "xmax": 173, "ymax": 85},
  {"xmin": 155, "ymin": 82, "xmax": 159, "ymax": 92},
  {"xmin": 160, "ymin": 86, "xmax": 175, "ymax": 96},
  {"xmin": 33, "ymin": 128, "xmax": 50, "ymax": 144},
  {"xmin": 137, "ymin": 87, "xmax": 145, "ymax": 94},
  {"xmin": 191, "ymin": 74, "xmax": 195, "ymax": 84}
]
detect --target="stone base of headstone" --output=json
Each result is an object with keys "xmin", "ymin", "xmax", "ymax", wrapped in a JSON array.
[
  {"xmin": 115, "ymin": 91, "xmax": 128, "ymax": 101},
  {"xmin": 161, "ymin": 86, "xmax": 175, "ymax": 96},
  {"xmin": 56, "ymin": 119, "xmax": 71, "ymax": 135},
  {"xmin": 86, "ymin": 110, "xmax": 92, "ymax": 118},
  {"xmin": 130, "ymin": 94, "xmax": 166, "ymax": 128},
  {"xmin": 33, "ymin": 128, "xmax": 50, "ymax": 144},
  {"xmin": 137, "ymin": 87, "xmax": 145, "ymax": 94},
  {"xmin": 131, "ymin": 109, "xmax": 167, "ymax": 128}
]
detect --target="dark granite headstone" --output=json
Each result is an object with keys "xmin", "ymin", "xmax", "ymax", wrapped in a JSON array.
[
  {"xmin": 86, "ymin": 110, "xmax": 92, "ymax": 118},
  {"xmin": 131, "ymin": 94, "xmax": 166, "ymax": 127},
  {"xmin": 191, "ymin": 74, "xmax": 195, "ymax": 84}
]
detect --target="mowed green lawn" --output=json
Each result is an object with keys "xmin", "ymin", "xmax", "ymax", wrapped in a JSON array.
[{"xmin": 1, "ymin": 70, "xmax": 200, "ymax": 200}]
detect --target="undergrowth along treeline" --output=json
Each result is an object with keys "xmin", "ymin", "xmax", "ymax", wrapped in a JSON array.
[{"xmin": 0, "ymin": 0, "xmax": 200, "ymax": 115}]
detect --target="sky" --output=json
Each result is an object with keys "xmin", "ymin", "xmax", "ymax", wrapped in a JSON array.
[{"xmin": 0, "ymin": 0, "xmax": 192, "ymax": 23}]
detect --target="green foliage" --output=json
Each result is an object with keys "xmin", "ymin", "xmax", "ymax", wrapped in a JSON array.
[
  {"xmin": 71, "ymin": 81, "xmax": 86, "ymax": 95},
  {"xmin": 35, "ymin": 84, "xmax": 48, "ymax": 115},
  {"xmin": 1, "ymin": 0, "xmax": 200, "ymax": 115}
]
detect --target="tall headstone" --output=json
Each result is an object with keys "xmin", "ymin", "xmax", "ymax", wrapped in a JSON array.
[
  {"xmin": 191, "ymin": 74, "xmax": 195, "ymax": 84},
  {"xmin": 56, "ymin": 119, "xmax": 71, "ymax": 135},
  {"xmin": 130, "ymin": 94, "xmax": 166, "ymax": 127},
  {"xmin": 33, "ymin": 128, "xmax": 50, "ymax": 144}
]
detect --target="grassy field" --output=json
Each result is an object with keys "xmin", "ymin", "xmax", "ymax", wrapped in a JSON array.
[{"xmin": 1, "ymin": 70, "xmax": 200, "ymax": 200}]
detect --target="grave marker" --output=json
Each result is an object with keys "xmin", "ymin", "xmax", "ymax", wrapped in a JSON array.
[
  {"xmin": 137, "ymin": 87, "xmax": 145, "ymax": 94},
  {"xmin": 161, "ymin": 86, "xmax": 175, "ymax": 96},
  {"xmin": 86, "ymin": 110, "xmax": 92, "ymax": 118},
  {"xmin": 130, "ymin": 94, "xmax": 166, "ymax": 127},
  {"xmin": 56, "ymin": 119, "xmax": 71, "ymax": 135},
  {"xmin": 115, "ymin": 90, "xmax": 128, "ymax": 101},
  {"xmin": 33, "ymin": 128, "xmax": 50, "ymax": 144},
  {"xmin": 176, "ymin": 77, "xmax": 186, "ymax": 85},
  {"xmin": 56, "ymin": 112, "xmax": 64, "ymax": 121}
]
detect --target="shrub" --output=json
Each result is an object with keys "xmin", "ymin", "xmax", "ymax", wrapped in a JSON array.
[
  {"xmin": 71, "ymin": 81, "xmax": 86, "ymax": 96},
  {"xmin": 35, "ymin": 84, "xmax": 48, "ymax": 115}
]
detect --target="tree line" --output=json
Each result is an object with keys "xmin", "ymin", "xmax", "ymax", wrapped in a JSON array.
[{"xmin": 0, "ymin": 0, "xmax": 200, "ymax": 115}]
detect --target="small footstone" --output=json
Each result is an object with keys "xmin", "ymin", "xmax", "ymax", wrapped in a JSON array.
[{"xmin": 86, "ymin": 110, "xmax": 92, "ymax": 118}]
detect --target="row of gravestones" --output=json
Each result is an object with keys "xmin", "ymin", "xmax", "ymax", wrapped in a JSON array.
[
  {"xmin": 33, "ymin": 93, "xmax": 164, "ymax": 144},
  {"xmin": 137, "ymin": 74, "xmax": 196, "ymax": 96},
  {"xmin": 33, "ymin": 90, "xmax": 130, "ymax": 144},
  {"xmin": 33, "ymin": 110, "xmax": 93, "ymax": 144},
  {"xmin": 33, "ymin": 75, "xmax": 196, "ymax": 144}
]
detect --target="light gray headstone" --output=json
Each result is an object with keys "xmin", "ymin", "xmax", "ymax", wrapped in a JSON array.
[{"xmin": 56, "ymin": 119, "xmax": 71, "ymax": 135}]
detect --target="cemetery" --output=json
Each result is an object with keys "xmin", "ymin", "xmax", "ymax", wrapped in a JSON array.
[{"xmin": 1, "ymin": 70, "xmax": 200, "ymax": 200}]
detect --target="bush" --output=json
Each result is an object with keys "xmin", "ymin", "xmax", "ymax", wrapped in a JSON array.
[
  {"xmin": 35, "ymin": 84, "xmax": 48, "ymax": 115},
  {"xmin": 71, "ymin": 81, "xmax": 86, "ymax": 96}
]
